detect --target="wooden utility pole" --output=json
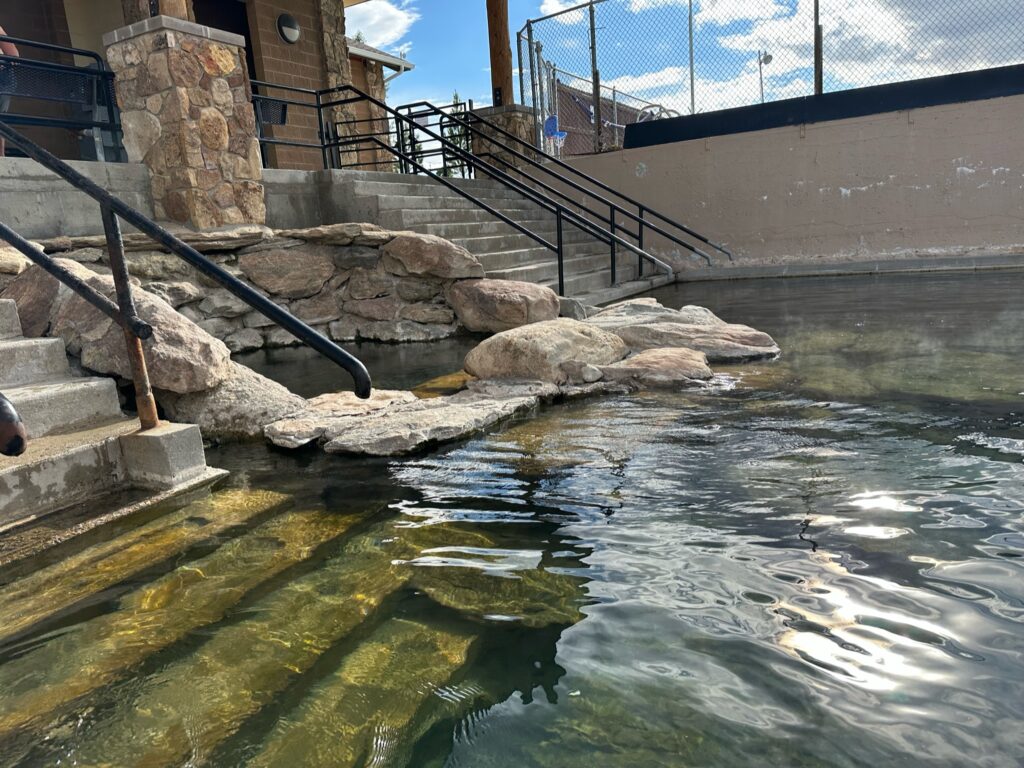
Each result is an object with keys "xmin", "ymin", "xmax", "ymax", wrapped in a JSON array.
[{"xmin": 486, "ymin": 0, "xmax": 515, "ymax": 106}]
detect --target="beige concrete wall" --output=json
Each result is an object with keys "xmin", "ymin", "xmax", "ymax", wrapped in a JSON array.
[{"xmin": 566, "ymin": 94, "xmax": 1024, "ymax": 275}]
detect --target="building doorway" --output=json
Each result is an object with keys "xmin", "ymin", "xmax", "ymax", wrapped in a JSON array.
[{"xmin": 191, "ymin": 0, "xmax": 256, "ymax": 79}]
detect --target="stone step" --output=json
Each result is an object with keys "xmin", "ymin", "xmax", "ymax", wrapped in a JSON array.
[
  {"xmin": 0, "ymin": 300, "xmax": 21, "ymax": 340},
  {"xmin": 0, "ymin": 418, "xmax": 135, "ymax": 527},
  {"xmin": 0, "ymin": 338, "xmax": 71, "ymax": 389},
  {"xmin": 3, "ymin": 377, "xmax": 124, "ymax": 439}
]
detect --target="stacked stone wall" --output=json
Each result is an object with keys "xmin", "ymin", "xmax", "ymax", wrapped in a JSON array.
[{"xmin": 106, "ymin": 23, "xmax": 265, "ymax": 229}]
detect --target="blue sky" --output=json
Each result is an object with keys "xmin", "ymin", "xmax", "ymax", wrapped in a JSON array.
[
  {"xmin": 347, "ymin": 0, "xmax": 1020, "ymax": 115},
  {"xmin": 348, "ymin": 0, "xmax": 540, "ymax": 109}
]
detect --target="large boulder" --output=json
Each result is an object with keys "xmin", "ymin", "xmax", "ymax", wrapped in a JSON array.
[
  {"xmin": 614, "ymin": 322, "xmax": 780, "ymax": 362},
  {"xmin": 464, "ymin": 318, "xmax": 628, "ymax": 384},
  {"xmin": 601, "ymin": 347, "xmax": 713, "ymax": 388},
  {"xmin": 586, "ymin": 298, "xmax": 726, "ymax": 331},
  {"xmin": 159, "ymin": 361, "xmax": 307, "ymax": 441},
  {"xmin": 238, "ymin": 244, "xmax": 337, "ymax": 299},
  {"xmin": 380, "ymin": 233, "xmax": 485, "ymax": 280},
  {"xmin": 3, "ymin": 260, "xmax": 232, "ymax": 393},
  {"xmin": 447, "ymin": 279, "xmax": 560, "ymax": 333}
]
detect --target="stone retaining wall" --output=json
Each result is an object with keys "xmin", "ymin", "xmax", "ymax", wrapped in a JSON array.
[{"xmin": 22, "ymin": 224, "xmax": 487, "ymax": 352}]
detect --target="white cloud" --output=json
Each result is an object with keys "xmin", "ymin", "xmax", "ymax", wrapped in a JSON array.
[
  {"xmin": 347, "ymin": 0, "xmax": 421, "ymax": 49},
  {"xmin": 604, "ymin": 66, "xmax": 688, "ymax": 92},
  {"xmin": 539, "ymin": 0, "xmax": 585, "ymax": 24}
]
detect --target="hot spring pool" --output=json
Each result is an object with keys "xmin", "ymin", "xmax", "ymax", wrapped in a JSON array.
[{"xmin": 1, "ymin": 269, "xmax": 1022, "ymax": 767}]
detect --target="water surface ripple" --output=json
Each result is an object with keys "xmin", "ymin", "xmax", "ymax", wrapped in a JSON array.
[{"xmin": 0, "ymin": 270, "xmax": 1022, "ymax": 767}]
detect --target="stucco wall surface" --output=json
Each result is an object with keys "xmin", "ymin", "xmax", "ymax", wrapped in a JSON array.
[{"xmin": 566, "ymin": 94, "xmax": 1024, "ymax": 275}]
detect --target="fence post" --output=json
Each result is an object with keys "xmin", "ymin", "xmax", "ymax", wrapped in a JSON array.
[
  {"xmin": 517, "ymin": 32, "xmax": 527, "ymax": 105},
  {"xmin": 527, "ymin": 21, "xmax": 542, "ymax": 148},
  {"xmin": 100, "ymin": 205, "xmax": 160, "ymax": 431},
  {"xmin": 688, "ymin": 0, "xmax": 697, "ymax": 114},
  {"xmin": 814, "ymin": 0, "xmax": 824, "ymax": 95},
  {"xmin": 589, "ymin": 2, "xmax": 603, "ymax": 153}
]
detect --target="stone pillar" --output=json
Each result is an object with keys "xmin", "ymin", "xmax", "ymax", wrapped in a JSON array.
[
  {"xmin": 103, "ymin": 16, "xmax": 265, "ymax": 230},
  {"xmin": 471, "ymin": 104, "xmax": 538, "ymax": 170},
  {"xmin": 317, "ymin": 0, "xmax": 360, "ymax": 165}
]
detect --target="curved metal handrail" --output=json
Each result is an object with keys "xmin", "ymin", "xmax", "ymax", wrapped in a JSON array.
[{"xmin": 0, "ymin": 120, "xmax": 372, "ymax": 403}]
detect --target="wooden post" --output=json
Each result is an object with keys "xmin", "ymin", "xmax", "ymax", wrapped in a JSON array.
[
  {"xmin": 486, "ymin": 0, "xmax": 514, "ymax": 107},
  {"xmin": 159, "ymin": 0, "xmax": 194, "ymax": 21}
]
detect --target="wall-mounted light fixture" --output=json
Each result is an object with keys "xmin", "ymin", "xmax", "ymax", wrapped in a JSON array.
[{"xmin": 278, "ymin": 14, "xmax": 301, "ymax": 44}]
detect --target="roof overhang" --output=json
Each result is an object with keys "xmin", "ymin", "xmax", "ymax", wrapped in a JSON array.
[
  {"xmin": 348, "ymin": 40, "xmax": 415, "ymax": 72},
  {"xmin": 343, "ymin": 0, "xmax": 371, "ymax": 6}
]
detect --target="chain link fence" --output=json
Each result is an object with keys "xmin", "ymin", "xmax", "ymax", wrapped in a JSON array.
[{"xmin": 519, "ymin": 0, "xmax": 1024, "ymax": 156}]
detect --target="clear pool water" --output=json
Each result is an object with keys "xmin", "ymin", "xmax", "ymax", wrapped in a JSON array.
[{"xmin": 0, "ymin": 270, "xmax": 1022, "ymax": 767}]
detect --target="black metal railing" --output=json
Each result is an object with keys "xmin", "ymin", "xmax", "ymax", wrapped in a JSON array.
[
  {"xmin": 0, "ymin": 120, "xmax": 372, "ymax": 417},
  {"xmin": 0, "ymin": 35, "xmax": 124, "ymax": 162},
  {"xmin": 247, "ymin": 79, "xmax": 737, "ymax": 293}
]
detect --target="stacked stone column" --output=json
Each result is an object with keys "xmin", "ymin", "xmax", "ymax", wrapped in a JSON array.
[
  {"xmin": 470, "ymin": 104, "xmax": 538, "ymax": 171},
  {"xmin": 104, "ymin": 17, "xmax": 265, "ymax": 230}
]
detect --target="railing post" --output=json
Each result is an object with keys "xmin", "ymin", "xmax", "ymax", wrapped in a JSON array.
[
  {"xmin": 556, "ymin": 208, "xmax": 565, "ymax": 297},
  {"xmin": 100, "ymin": 205, "xmax": 160, "ymax": 431},
  {"xmin": 610, "ymin": 206, "xmax": 617, "ymax": 285},
  {"xmin": 316, "ymin": 89, "xmax": 330, "ymax": 170}
]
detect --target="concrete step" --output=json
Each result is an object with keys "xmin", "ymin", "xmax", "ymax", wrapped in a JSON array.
[
  {"xmin": 0, "ymin": 418, "xmax": 135, "ymax": 527},
  {"xmin": 0, "ymin": 418, "xmax": 221, "ymax": 529},
  {"xmin": 373, "ymin": 194, "xmax": 543, "ymax": 213},
  {"xmin": 349, "ymin": 179, "xmax": 528, "ymax": 202},
  {"xmin": 488, "ymin": 253, "xmax": 633, "ymax": 284},
  {"xmin": 3, "ymin": 377, "xmax": 124, "ymax": 439},
  {"xmin": 458, "ymin": 233, "xmax": 607, "ymax": 259},
  {"xmin": 340, "ymin": 169, "xmax": 510, "ymax": 193},
  {"xmin": 477, "ymin": 246, "xmax": 557, "ymax": 271},
  {"xmin": 379, "ymin": 208, "xmax": 554, "ymax": 228},
  {"xmin": 0, "ymin": 338, "xmax": 71, "ymax": 388},
  {"xmin": 0, "ymin": 300, "xmax": 21, "ymax": 340}
]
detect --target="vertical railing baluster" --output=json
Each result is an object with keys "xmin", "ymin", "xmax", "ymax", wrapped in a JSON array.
[
  {"xmin": 610, "ymin": 206, "xmax": 617, "ymax": 285},
  {"xmin": 638, "ymin": 207, "xmax": 645, "ymax": 277},
  {"xmin": 100, "ymin": 205, "xmax": 160, "ymax": 431},
  {"xmin": 556, "ymin": 208, "xmax": 565, "ymax": 297}
]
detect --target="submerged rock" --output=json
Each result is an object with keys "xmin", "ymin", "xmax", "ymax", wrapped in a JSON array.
[
  {"xmin": 614, "ymin": 321, "xmax": 780, "ymax": 362},
  {"xmin": 447, "ymin": 278, "xmax": 560, "ymax": 333},
  {"xmin": 464, "ymin": 318, "xmax": 628, "ymax": 384},
  {"xmin": 601, "ymin": 347, "xmax": 714, "ymax": 388}
]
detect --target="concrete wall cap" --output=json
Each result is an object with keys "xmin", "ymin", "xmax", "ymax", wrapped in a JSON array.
[{"xmin": 102, "ymin": 15, "xmax": 246, "ymax": 49}]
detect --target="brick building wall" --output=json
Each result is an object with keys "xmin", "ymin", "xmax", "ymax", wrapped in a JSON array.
[{"xmin": 246, "ymin": 0, "xmax": 327, "ymax": 171}]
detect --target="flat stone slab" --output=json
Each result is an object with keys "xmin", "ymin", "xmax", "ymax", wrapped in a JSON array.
[
  {"xmin": 265, "ymin": 387, "xmax": 540, "ymax": 457},
  {"xmin": 614, "ymin": 321, "xmax": 780, "ymax": 362}
]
